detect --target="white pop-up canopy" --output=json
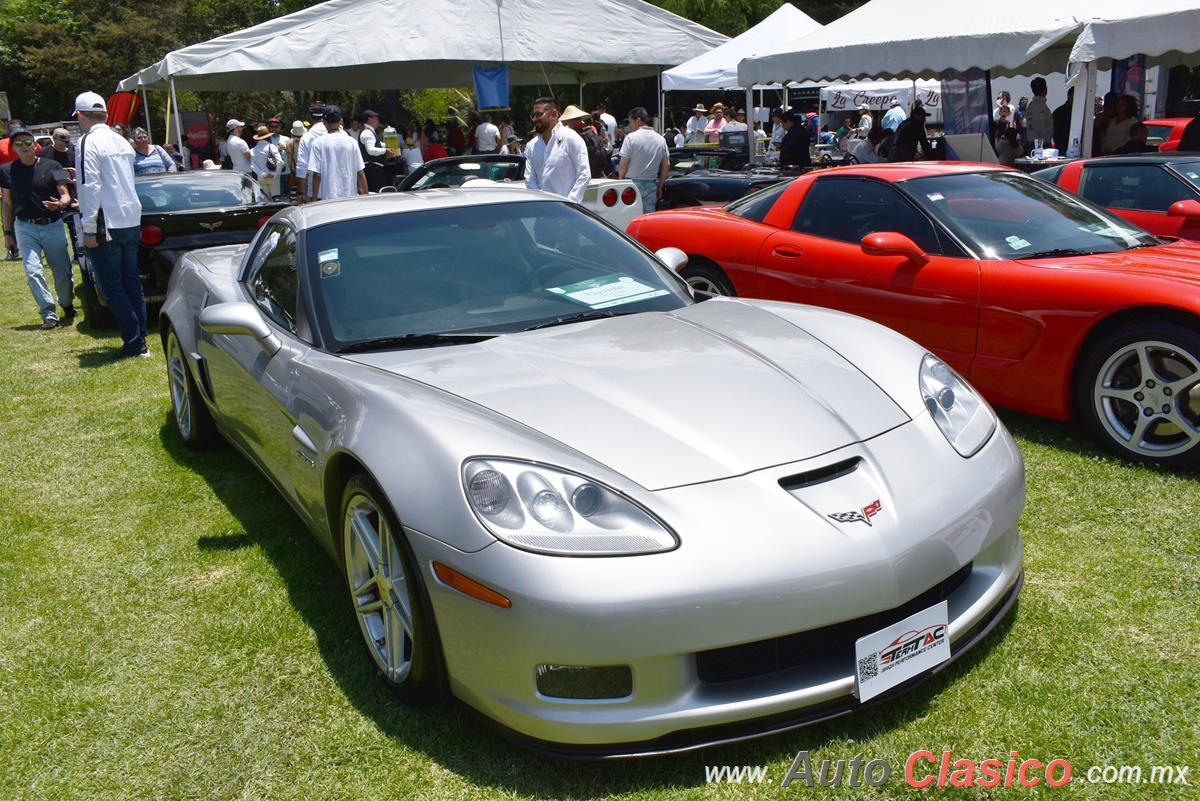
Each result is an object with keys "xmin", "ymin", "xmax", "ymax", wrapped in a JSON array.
[
  {"xmin": 661, "ymin": 3, "xmax": 820, "ymax": 91},
  {"xmin": 118, "ymin": 0, "xmax": 727, "ymax": 93},
  {"xmin": 1068, "ymin": 0, "xmax": 1200, "ymax": 68}
]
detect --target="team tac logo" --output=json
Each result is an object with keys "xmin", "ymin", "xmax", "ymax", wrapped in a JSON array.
[
  {"xmin": 879, "ymin": 624, "xmax": 946, "ymax": 665},
  {"xmin": 828, "ymin": 500, "xmax": 882, "ymax": 526}
]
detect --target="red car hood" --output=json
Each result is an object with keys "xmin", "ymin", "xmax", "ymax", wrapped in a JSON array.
[{"xmin": 1015, "ymin": 241, "xmax": 1200, "ymax": 286}]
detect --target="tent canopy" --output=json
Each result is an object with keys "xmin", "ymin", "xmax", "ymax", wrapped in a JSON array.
[
  {"xmin": 1069, "ymin": 0, "xmax": 1200, "ymax": 67},
  {"xmin": 661, "ymin": 3, "xmax": 819, "ymax": 91},
  {"xmin": 119, "ymin": 0, "xmax": 727, "ymax": 93}
]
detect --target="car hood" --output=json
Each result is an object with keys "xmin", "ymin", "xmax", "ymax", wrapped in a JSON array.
[
  {"xmin": 1016, "ymin": 241, "xmax": 1200, "ymax": 285},
  {"xmin": 345, "ymin": 299, "xmax": 910, "ymax": 490}
]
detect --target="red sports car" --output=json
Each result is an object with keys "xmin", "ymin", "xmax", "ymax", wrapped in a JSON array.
[
  {"xmin": 1144, "ymin": 118, "xmax": 1193, "ymax": 152},
  {"xmin": 628, "ymin": 163, "xmax": 1200, "ymax": 467},
  {"xmin": 1034, "ymin": 154, "xmax": 1200, "ymax": 241}
]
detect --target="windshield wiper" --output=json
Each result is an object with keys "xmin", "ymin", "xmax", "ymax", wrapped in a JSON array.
[
  {"xmin": 337, "ymin": 332, "xmax": 498, "ymax": 353},
  {"xmin": 1020, "ymin": 248, "xmax": 1092, "ymax": 259},
  {"xmin": 523, "ymin": 310, "xmax": 637, "ymax": 331}
]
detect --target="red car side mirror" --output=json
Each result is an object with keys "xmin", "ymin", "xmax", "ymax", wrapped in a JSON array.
[
  {"xmin": 1167, "ymin": 199, "xmax": 1200, "ymax": 219},
  {"xmin": 861, "ymin": 232, "xmax": 930, "ymax": 265}
]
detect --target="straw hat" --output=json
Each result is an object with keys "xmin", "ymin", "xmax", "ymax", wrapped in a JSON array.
[
  {"xmin": 559, "ymin": 104, "xmax": 590, "ymax": 122},
  {"xmin": 692, "ymin": 104, "xmax": 708, "ymax": 113}
]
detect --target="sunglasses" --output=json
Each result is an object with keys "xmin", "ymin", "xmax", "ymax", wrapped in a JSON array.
[
  {"xmin": 531, "ymin": 110, "xmax": 552, "ymax": 119},
  {"xmin": 12, "ymin": 139, "xmax": 34, "ymax": 147}
]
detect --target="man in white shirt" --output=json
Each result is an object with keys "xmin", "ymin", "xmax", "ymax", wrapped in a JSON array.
[
  {"xmin": 618, "ymin": 107, "xmax": 669, "ymax": 214},
  {"xmin": 524, "ymin": 97, "xmax": 589, "ymax": 204},
  {"xmin": 358, "ymin": 110, "xmax": 396, "ymax": 192},
  {"xmin": 310, "ymin": 106, "xmax": 367, "ymax": 201},
  {"xmin": 294, "ymin": 103, "xmax": 328, "ymax": 204},
  {"xmin": 225, "ymin": 119, "xmax": 252, "ymax": 174},
  {"xmin": 594, "ymin": 103, "xmax": 618, "ymax": 143},
  {"xmin": 1024, "ymin": 78, "xmax": 1054, "ymax": 148},
  {"xmin": 850, "ymin": 127, "xmax": 884, "ymax": 164},
  {"xmin": 74, "ymin": 90, "xmax": 148, "ymax": 359},
  {"xmin": 686, "ymin": 105, "xmax": 708, "ymax": 145},
  {"xmin": 475, "ymin": 114, "xmax": 500, "ymax": 154}
]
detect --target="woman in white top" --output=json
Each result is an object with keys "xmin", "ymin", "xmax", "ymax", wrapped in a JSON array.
[{"xmin": 250, "ymin": 125, "xmax": 283, "ymax": 197}]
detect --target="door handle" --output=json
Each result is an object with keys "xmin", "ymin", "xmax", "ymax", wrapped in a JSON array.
[{"xmin": 772, "ymin": 244, "xmax": 804, "ymax": 258}]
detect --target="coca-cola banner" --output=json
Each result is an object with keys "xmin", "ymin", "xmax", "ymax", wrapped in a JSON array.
[{"xmin": 179, "ymin": 110, "xmax": 215, "ymax": 169}]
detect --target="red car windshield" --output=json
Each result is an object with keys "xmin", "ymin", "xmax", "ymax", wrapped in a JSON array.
[{"xmin": 899, "ymin": 171, "xmax": 1160, "ymax": 259}]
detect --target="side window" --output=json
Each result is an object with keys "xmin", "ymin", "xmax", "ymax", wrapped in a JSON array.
[
  {"xmin": 1078, "ymin": 165, "xmax": 1189, "ymax": 213},
  {"xmin": 793, "ymin": 179, "xmax": 942, "ymax": 254},
  {"xmin": 247, "ymin": 224, "xmax": 299, "ymax": 333}
]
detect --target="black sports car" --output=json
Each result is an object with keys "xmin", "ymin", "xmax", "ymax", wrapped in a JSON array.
[
  {"xmin": 658, "ymin": 170, "xmax": 791, "ymax": 210},
  {"xmin": 82, "ymin": 171, "xmax": 289, "ymax": 326}
]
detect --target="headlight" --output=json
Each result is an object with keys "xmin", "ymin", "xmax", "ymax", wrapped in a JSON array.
[
  {"xmin": 919, "ymin": 354, "xmax": 996, "ymax": 457},
  {"xmin": 463, "ymin": 459, "xmax": 678, "ymax": 556}
]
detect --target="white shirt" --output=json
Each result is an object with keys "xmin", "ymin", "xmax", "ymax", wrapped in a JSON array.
[
  {"xmin": 673, "ymin": 131, "xmax": 685, "ymax": 147},
  {"xmin": 721, "ymin": 120, "xmax": 748, "ymax": 133},
  {"xmin": 294, "ymin": 121, "xmax": 327, "ymax": 183},
  {"xmin": 475, "ymin": 122, "xmax": 500, "ymax": 152},
  {"xmin": 851, "ymin": 138, "xmax": 883, "ymax": 164},
  {"xmin": 619, "ymin": 125, "xmax": 669, "ymax": 181},
  {"xmin": 310, "ymin": 129, "xmax": 365, "ymax": 200},
  {"xmin": 525, "ymin": 122, "xmax": 589, "ymax": 204},
  {"xmin": 686, "ymin": 114, "xmax": 707, "ymax": 144},
  {"xmin": 1025, "ymin": 96, "xmax": 1054, "ymax": 143},
  {"xmin": 228, "ymin": 134, "xmax": 252, "ymax": 173},
  {"xmin": 251, "ymin": 140, "xmax": 280, "ymax": 178},
  {"xmin": 599, "ymin": 112, "xmax": 617, "ymax": 143},
  {"xmin": 360, "ymin": 126, "xmax": 386, "ymax": 158},
  {"xmin": 401, "ymin": 143, "xmax": 424, "ymax": 169},
  {"xmin": 76, "ymin": 124, "xmax": 141, "ymax": 234}
]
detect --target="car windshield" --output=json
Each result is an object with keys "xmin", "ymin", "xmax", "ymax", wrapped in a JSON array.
[
  {"xmin": 1145, "ymin": 124, "xmax": 1176, "ymax": 148},
  {"xmin": 1169, "ymin": 161, "xmax": 1200, "ymax": 193},
  {"xmin": 410, "ymin": 160, "xmax": 524, "ymax": 189},
  {"xmin": 135, "ymin": 174, "xmax": 265, "ymax": 212},
  {"xmin": 899, "ymin": 171, "xmax": 1160, "ymax": 258},
  {"xmin": 307, "ymin": 199, "xmax": 694, "ymax": 350},
  {"xmin": 724, "ymin": 178, "xmax": 793, "ymax": 222}
]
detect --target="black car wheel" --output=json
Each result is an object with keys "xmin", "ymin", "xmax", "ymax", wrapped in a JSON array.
[
  {"xmin": 1077, "ymin": 322, "xmax": 1200, "ymax": 467},
  {"xmin": 342, "ymin": 475, "xmax": 444, "ymax": 702},
  {"xmin": 165, "ymin": 326, "xmax": 218, "ymax": 450},
  {"xmin": 81, "ymin": 266, "xmax": 115, "ymax": 329},
  {"xmin": 680, "ymin": 262, "xmax": 736, "ymax": 296}
]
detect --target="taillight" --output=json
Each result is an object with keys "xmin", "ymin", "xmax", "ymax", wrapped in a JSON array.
[
  {"xmin": 745, "ymin": 184, "xmax": 763, "ymax": 194},
  {"xmin": 621, "ymin": 187, "xmax": 637, "ymax": 205},
  {"xmin": 602, "ymin": 188, "xmax": 617, "ymax": 207},
  {"xmin": 140, "ymin": 224, "xmax": 165, "ymax": 246},
  {"xmin": 257, "ymin": 215, "xmax": 272, "ymax": 228}
]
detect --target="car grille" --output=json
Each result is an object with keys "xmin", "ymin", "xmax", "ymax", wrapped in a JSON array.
[{"xmin": 695, "ymin": 563, "xmax": 972, "ymax": 684}]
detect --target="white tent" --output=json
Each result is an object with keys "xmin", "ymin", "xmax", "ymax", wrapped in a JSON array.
[
  {"xmin": 661, "ymin": 4, "xmax": 820, "ymax": 91},
  {"xmin": 1068, "ymin": 0, "xmax": 1200, "ymax": 68},
  {"xmin": 118, "ymin": 0, "xmax": 727, "ymax": 93}
]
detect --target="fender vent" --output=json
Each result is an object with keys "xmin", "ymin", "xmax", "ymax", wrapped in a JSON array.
[{"xmin": 778, "ymin": 457, "xmax": 861, "ymax": 492}]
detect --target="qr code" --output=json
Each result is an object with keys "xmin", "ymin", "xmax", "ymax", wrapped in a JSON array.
[{"xmin": 858, "ymin": 652, "xmax": 878, "ymax": 680}]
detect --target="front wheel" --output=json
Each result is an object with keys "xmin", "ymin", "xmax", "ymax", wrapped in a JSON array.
[
  {"xmin": 1077, "ymin": 322, "xmax": 1200, "ymax": 467},
  {"xmin": 342, "ymin": 475, "xmax": 444, "ymax": 702},
  {"xmin": 166, "ymin": 326, "xmax": 218, "ymax": 450},
  {"xmin": 680, "ymin": 262, "xmax": 736, "ymax": 296}
]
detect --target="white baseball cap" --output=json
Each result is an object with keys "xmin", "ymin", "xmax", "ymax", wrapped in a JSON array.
[
  {"xmin": 73, "ymin": 91, "xmax": 107, "ymax": 114},
  {"xmin": 226, "ymin": 119, "xmax": 245, "ymax": 132}
]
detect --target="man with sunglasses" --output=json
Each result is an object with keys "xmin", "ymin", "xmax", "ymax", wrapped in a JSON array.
[
  {"xmin": 1, "ymin": 127, "xmax": 75, "ymax": 328},
  {"xmin": 525, "ymin": 97, "xmax": 589, "ymax": 204}
]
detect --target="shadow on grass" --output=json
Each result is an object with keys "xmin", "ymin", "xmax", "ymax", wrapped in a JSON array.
[{"xmin": 157, "ymin": 411, "xmax": 1023, "ymax": 797}]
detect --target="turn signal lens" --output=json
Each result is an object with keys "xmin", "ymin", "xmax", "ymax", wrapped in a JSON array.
[
  {"xmin": 140, "ymin": 224, "xmax": 165, "ymax": 246},
  {"xmin": 256, "ymin": 215, "xmax": 272, "ymax": 228},
  {"xmin": 602, "ymin": 188, "xmax": 618, "ymax": 207},
  {"xmin": 621, "ymin": 187, "xmax": 637, "ymax": 205},
  {"xmin": 432, "ymin": 562, "xmax": 511, "ymax": 608}
]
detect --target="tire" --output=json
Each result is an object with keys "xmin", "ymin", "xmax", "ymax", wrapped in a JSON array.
[
  {"xmin": 82, "ymin": 270, "xmax": 115, "ymax": 329},
  {"xmin": 166, "ymin": 326, "xmax": 218, "ymax": 450},
  {"xmin": 680, "ymin": 262, "xmax": 736, "ymax": 296},
  {"xmin": 1076, "ymin": 322, "xmax": 1200, "ymax": 467},
  {"xmin": 342, "ymin": 475, "xmax": 444, "ymax": 703}
]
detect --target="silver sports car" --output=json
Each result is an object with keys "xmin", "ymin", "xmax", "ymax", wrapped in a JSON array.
[{"xmin": 161, "ymin": 187, "xmax": 1024, "ymax": 756}]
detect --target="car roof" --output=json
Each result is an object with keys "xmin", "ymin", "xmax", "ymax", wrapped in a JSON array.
[
  {"xmin": 813, "ymin": 162, "xmax": 1009, "ymax": 181},
  {"xmin": 1076, "ymin": 154, "xmax": 1200, "ymax": 166},
  {"xmin": 278, "ymin": 185, "xmax": 561, "ymax": 228}
]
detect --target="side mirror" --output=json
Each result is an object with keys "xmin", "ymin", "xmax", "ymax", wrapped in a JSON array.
[
  {"xmin": 1167, "ymin": 199, "xmax": 1200, "ymax": 219},
  {"xmin": 200, "ymin": 302, "xmax": 282, "ymax": 356},
  {"xmin": 655, "ymin": 246, "xmax": 689, "ymax": 272},
  {"xmin": 861, "ymin": 231, "xmax": 930, "ymax": 266}
]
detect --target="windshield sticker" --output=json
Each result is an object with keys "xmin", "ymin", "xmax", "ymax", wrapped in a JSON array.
[
  {"xmin": 1005, "ymin": 236, "xmax": 1032, "ymax": 250},
  {"xmin": 548, "ymin": 273, "xmax": 668, "ymax": 309},
  {"xmin": 926, "ymin": 192, "xmax": 945, "ymax": 202},
  {"xmin": 318, "ymin": 248, "xmax": 340, "ymax": 278}
]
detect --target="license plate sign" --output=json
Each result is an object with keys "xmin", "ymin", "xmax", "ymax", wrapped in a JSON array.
[{"xmin": 855, "ymin": 601, "xmax": 949, "ymax": 702}]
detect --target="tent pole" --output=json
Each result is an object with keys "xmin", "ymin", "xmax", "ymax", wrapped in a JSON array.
[
  {"xmin": 1082, "ymin": 61, "xmax": 1097, "ymax": 158},
  {"xmin": 658, "ymin": 71, "xmax": 664, "ymax": 133},
  {"xmin": 170, "ymin": 76, "xmax": 186, "ymax": 170},
  {"xmin": 141, "ymin": 86, "xmax": 154, "ymax": 144}
]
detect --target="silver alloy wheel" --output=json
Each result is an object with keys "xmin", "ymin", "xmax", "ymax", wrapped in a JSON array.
[
  {"xmin": 1092, "ymin": 339, "xmax": 1200, "ymax": 458},
  {"xmin": 167, "ymin": 331, "xmax": 192, "ymax": 440},
  {"xmin": 345, "ymin": 492, "xmax": 414, "ymax": 683},
  {"xmin": 685, "ymin": 274, "xmax": 728, "ymax": 295}
]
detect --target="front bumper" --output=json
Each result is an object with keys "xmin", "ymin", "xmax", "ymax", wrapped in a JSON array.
[{"xmin": 411, "ymin": 412, "xmax": 1025, "ymax": 755}]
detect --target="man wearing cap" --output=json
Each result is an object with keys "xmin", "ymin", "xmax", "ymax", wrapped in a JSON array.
[
  {"xmin": 856, "ymin": 105, "xmax": 874, "ymax": 138},
  {"xmin": 294, "ymin": 102, "xmax": 328, "ymax": 204},
  {"xmin": 37, "ymin": 129, "xmax": 80, "ymax": 260},
  {"xmin": 686, "ymin": 105, "xmax": 708, "ymax": 145},
  {"xmin": 357, "ymin": 110, "xmax": 396, "ymax": 192},
  {"xmin": 881, "ymin": 100, "xmax": 907, "ymax": 133},
  {"xmin": 1, "ymin": 119, "xmax": 24, "ymax": 259},
  {"xmin": 73, "ymin": 91, "xmax": 148, "ymax": 358},
  {"xmin": 525, "ymin": 99, "xmax": 589, "ymax": 204},
  {"xmin": 888, "ymin": 105, "xmax": 931, "ymax": 162},
  {"xmin": 1, "ymin": 126, "xmax": 75, "ymax": 328},
  {"xmin": 618, "ymin": 107, "xmax": 669, "ymax": 214},
  {"xmin": 309, "ymin": 105, "xmax": 367, "ymax": 201},
  {"xmin": 475, "ymin": 113, "xmax": 500, "ymax": 155},
  {"xmin": 225, "ymin": 119, "xmax": 252, "ymax": 174}
]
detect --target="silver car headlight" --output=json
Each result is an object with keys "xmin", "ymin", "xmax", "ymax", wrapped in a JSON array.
[
  {"xmin": 463, "ymin": 459, "xmax": 678, "ymax": 556},
  {"xmin": 919, "ymin": 354, "xmax": 996, "ymax": 457}
]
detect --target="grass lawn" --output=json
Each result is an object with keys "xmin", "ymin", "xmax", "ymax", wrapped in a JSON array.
[{"xmin": 1, "ymin": 256, "xmax": 1197, "ymax": 800}]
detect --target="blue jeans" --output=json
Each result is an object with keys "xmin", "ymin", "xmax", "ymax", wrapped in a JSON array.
[
  {"xmin": 15, "ymin": 218, "xmax": 74, "ymax": 321},
  {"xmin": 631, "ymin": 179, "xmax": 658, "ymax": 214},
  {"xmin": 88, "ymin": 226, "xmax": 147, "ymax": 350}
]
